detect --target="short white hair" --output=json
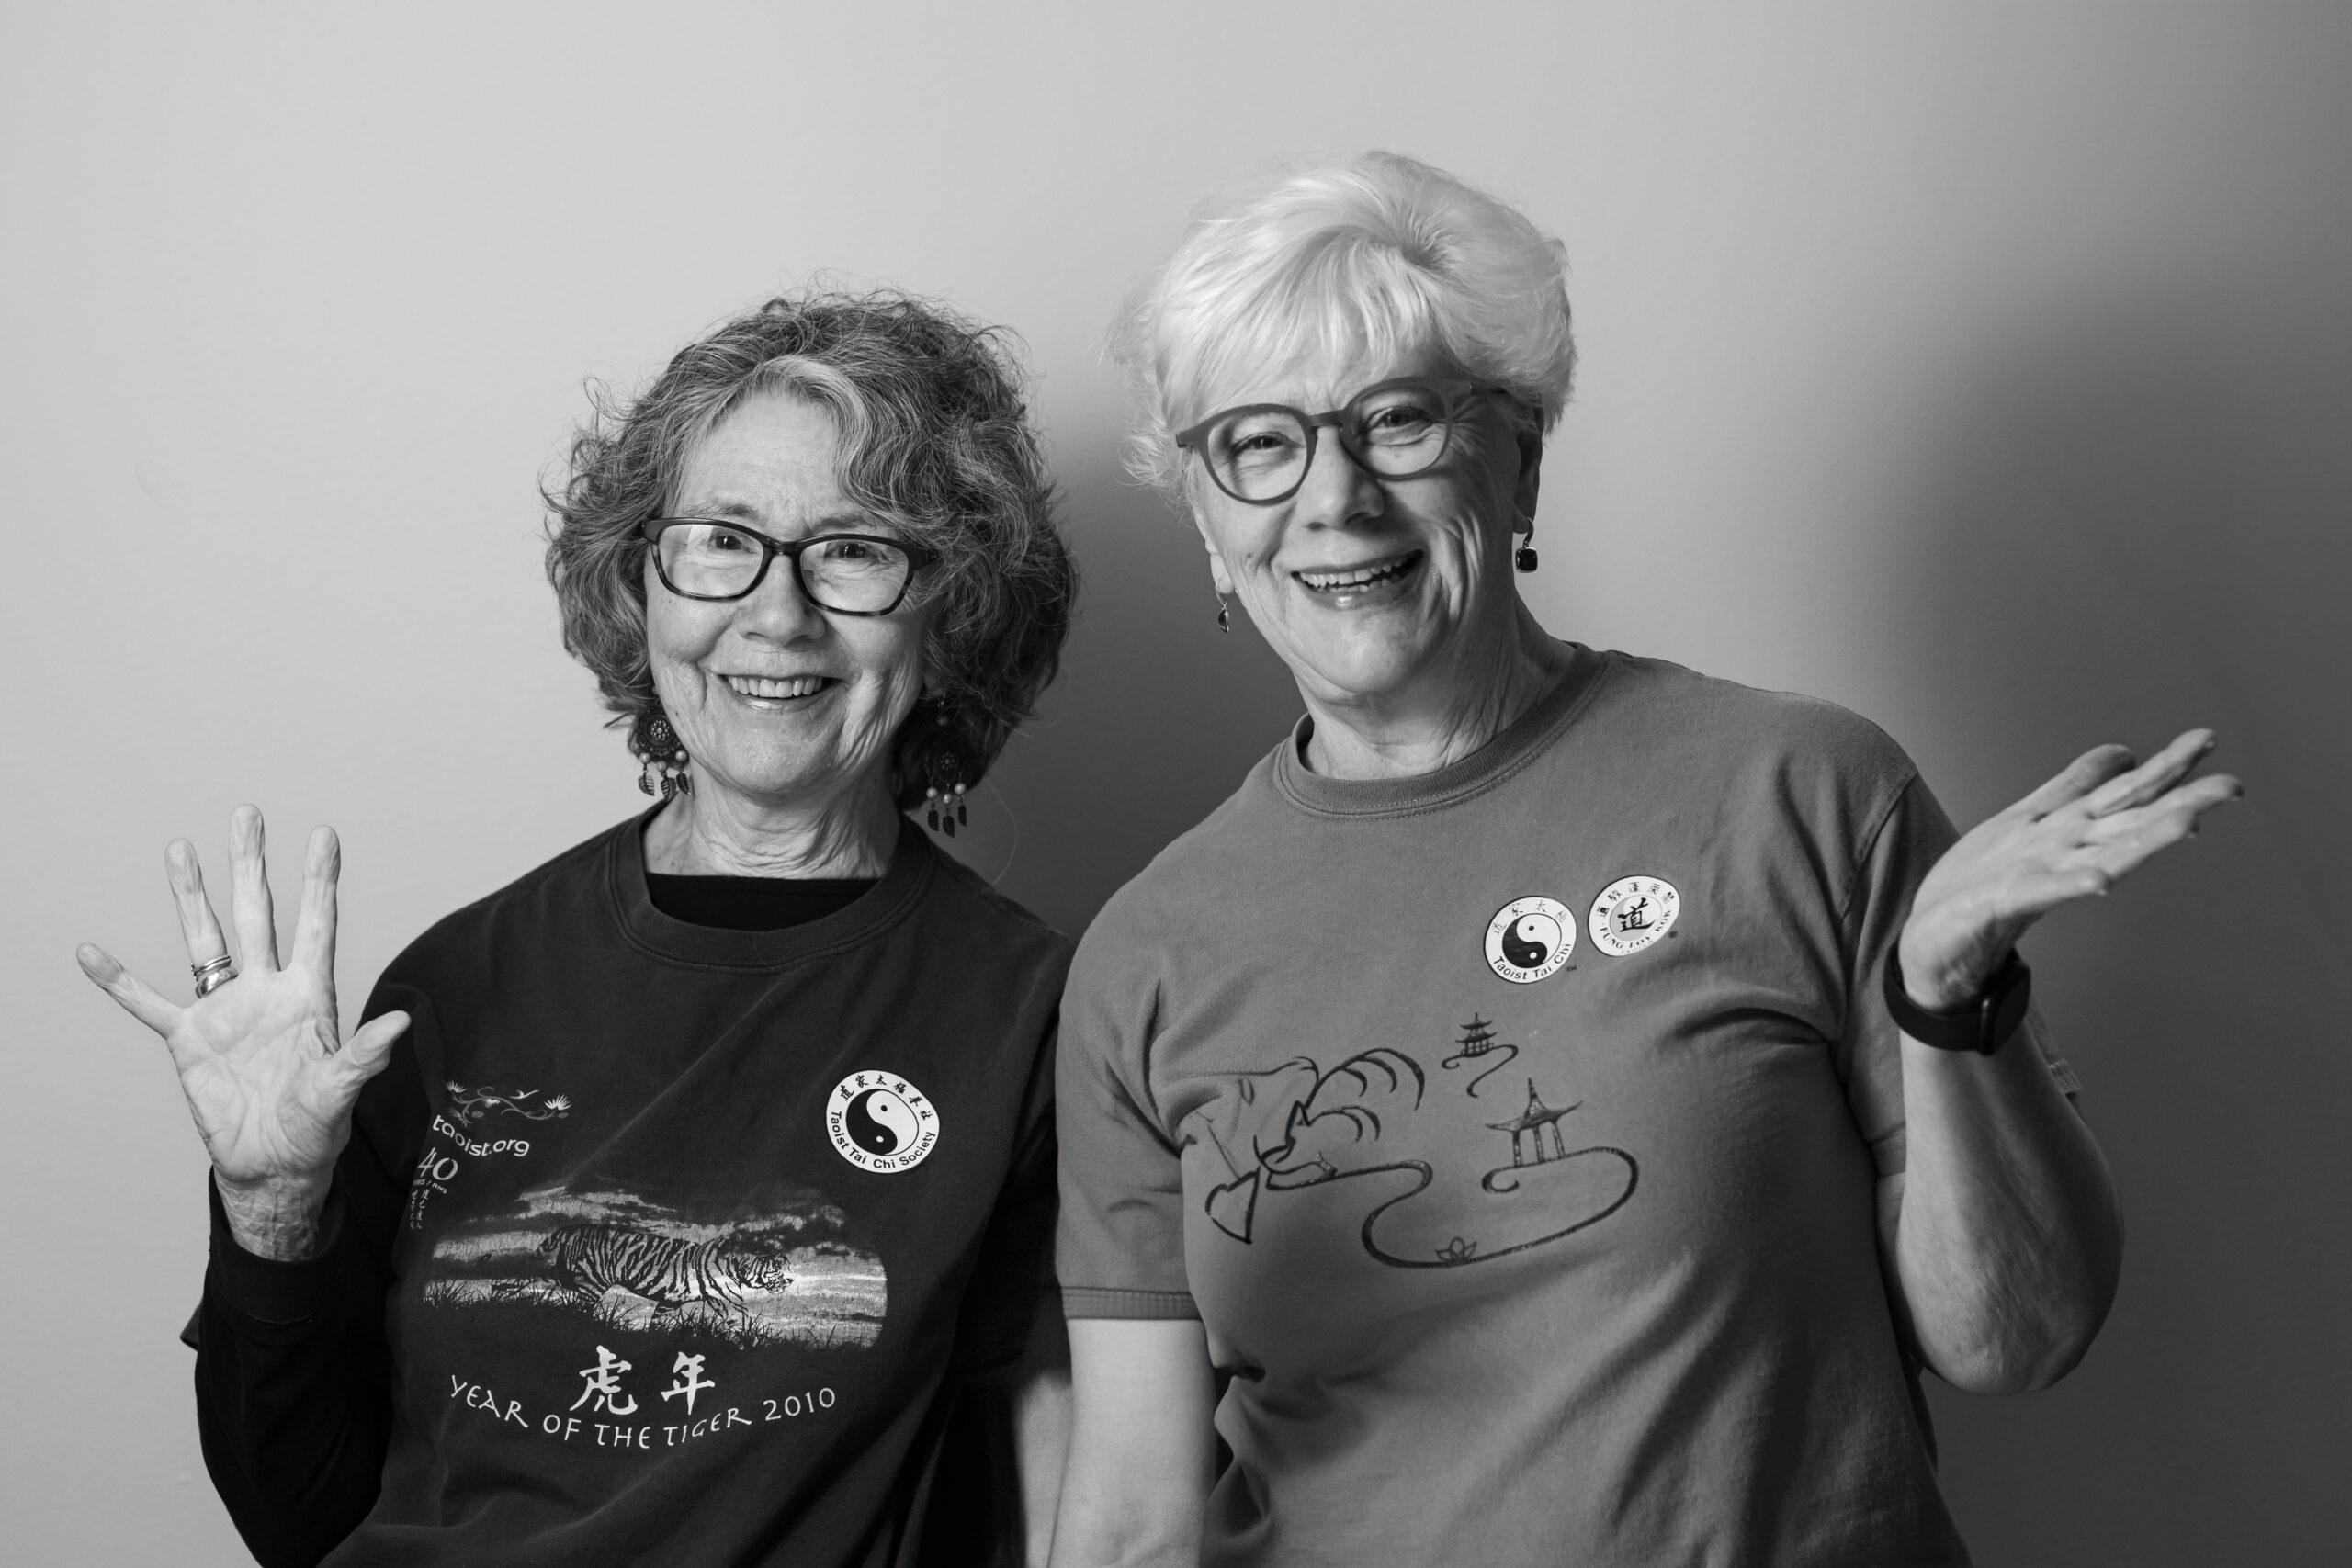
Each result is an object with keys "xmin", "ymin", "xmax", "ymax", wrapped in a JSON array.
[{"xmin": 1112, "ymin": 151, "xmax": 1577, "ymax": 500}]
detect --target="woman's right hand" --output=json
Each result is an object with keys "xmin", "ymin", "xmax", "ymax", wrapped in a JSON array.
[{"xmin": 78, "ymin": 805, "xmax": 409, "ymax": 1260}]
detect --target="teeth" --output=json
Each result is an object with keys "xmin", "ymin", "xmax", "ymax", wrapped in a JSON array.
[
  {"xmin": 1298, "ymin": 557, "xmax": 1413, "ymax": 592},
  {"xmin": 725, "ymin": 674, "xmax": 823, "ymax": 699}
]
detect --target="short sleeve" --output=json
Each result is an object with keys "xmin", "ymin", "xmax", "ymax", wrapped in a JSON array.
[
  {"xmin": 1053, "ymin": 922, "xmax": 1199, "ymax": 1320},
  {"xmin": 1837, "ymin": 775, "xmax": 2081, "ymax": 1179}
]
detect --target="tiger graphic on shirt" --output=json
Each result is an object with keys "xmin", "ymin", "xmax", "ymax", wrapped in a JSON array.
[
  {"xmin": 539, "ymin": 1224, "xmax": 794, "ymax": 1328},
  {"xmin": 424, "ymin": 1181, "xmax": 888, "ymax": 1352}
]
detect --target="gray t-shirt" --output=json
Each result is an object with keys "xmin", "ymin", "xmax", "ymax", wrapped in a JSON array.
[{"xmin": 1056, "ymin": 647, "xmax": 2075, "ymax": 1567}]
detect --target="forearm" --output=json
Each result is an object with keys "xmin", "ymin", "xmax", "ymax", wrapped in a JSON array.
[
  {"xmin": 1012, "ymin": 1359, "xmax": 1072, "ymax": 1568},
  {"xmin": 1050, "ymin": 1320, "xmax": 1215, "ymax": 1568},
  {"xmin": 1889, "ymin": 1034, "xmax": 2122, "ymax": 1393},
  {"xmin": 196, "ymin": 1179, "xmax": 392, "ymax": 1566}
]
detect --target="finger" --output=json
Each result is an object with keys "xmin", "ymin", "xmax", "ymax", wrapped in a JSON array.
[
  {"xmin": 166, "ymin": 840, "xmax": 232, "ymax": 967},
  {"xmin": 337, "ymin": 1010, "xmax": 411, "ymax": 1086},
  {"xmin": 227, "ymin": 805, "xmax": 280, "ymax": 972},
  {"xmin": 2018, "ymin": 743, "xmax": 2137, "ymax": 818},
  {"xmin": 2082, "ymin": 772, "xmax": 2244, "ymax": 842},
  {"xmin": 290, "ymin": 825, "xmax": 341, "ymax": 975},
  {"xmin": 2081, "ymin": 728, "xmax": 2217, "ymax": 818},
  {"xmin": 2091, "ymin": 784, "xmax": 2241, "ymax": 870},
  {"xmin": 76, "ymin": 942, "xmax": 184, "ymax": 1035}
]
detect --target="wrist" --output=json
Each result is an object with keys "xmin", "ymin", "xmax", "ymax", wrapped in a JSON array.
[
  {"xmin": 1884, "ymin": 945, "xmax": 2033, "ymax": 1056},
  {"xmin": 213, "ymin": 1169, "xmax": 333, "ymax": 1261}
]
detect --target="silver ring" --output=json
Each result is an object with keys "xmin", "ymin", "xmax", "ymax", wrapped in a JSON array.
[{"xmin": 192, "ymin": 954, "xmax": 237, "ymax": 998}]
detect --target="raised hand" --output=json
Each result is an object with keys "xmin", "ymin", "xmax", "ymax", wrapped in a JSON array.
[
  {"xmin": 78, "ymin": 805, "xmax": 408, "ymax": 1258},
  {"xmin": 1899, "ymin": 729, "xmax": 2243, "ymax": 1010}
]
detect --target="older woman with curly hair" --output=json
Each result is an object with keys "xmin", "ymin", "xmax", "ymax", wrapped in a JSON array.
[
  {"xmin": 78, "ymin": 290, "xmax": 1079, "ymax": 1568},
  {"xmin": 1049, "ymin": 154, "xmax": 2240, "ymax": 1566}
]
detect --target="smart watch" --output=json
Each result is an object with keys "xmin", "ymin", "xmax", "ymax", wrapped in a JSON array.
[{"xmin": 1883, "ymin": 946, "xmax": 2032, "ymax": 1055}]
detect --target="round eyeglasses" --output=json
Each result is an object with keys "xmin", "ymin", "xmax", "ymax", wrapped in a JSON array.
[
  {"xmin": 639, "ymin": 519, "xmax": 937, "ymax": 615},
  {"xmin": 1172, "ymin": 378, "xmax": 1514, "ymax": 504}
]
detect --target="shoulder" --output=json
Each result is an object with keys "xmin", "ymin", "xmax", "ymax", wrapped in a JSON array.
[
  {"xmin": 1580, "ymin": 649, "xmax": 1917, "ymax": 799},
  {"xmin": 1593, "ymin": 651, "xmax": 1909, "ymax": 766},
  {"xmin": 376, "ymin": 818, "xmax": 631, "ymax": 990},
  {"xmin": 1071, "ymin": 745, "xmax": 1285, "ymax": 978},
  {"xmin": 915, "ymin": 841, "xmax": 1075, "ymax": 986}
]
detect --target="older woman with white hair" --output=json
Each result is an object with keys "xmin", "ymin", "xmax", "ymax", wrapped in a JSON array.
[{"xmin": 1049, "ymin": 153, "xmax": 2239, "ymax": 1565}]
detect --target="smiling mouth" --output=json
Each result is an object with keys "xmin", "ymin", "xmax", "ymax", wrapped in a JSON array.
[
  {"xmin": 722, "ymin": 674, "xmax": 829, "ymax": 700},
  {"xmin": 1294, "ymin": 552, "xmax": 1423, "ymax": 593}
]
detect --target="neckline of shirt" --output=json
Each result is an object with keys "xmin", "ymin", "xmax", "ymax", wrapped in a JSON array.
[
  {"xmin": 605, "ymin": 806, "xmax": 934, "ymax": 970},
  {"xmin": 1272, "ymin": 642, "xmax": 1615, "ymax": 819}
]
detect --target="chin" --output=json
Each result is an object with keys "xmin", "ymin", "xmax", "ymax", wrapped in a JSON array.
[{"xmin": 1294, "ymin": 628, "xmax": 1447, "ymax": 703}]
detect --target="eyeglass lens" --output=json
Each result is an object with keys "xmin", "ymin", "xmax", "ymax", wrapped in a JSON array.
[
  {"xmin": 1204, "ymin": 382, "xmax": 1460, "ymax": 501},
  {"xmin": 656, "ymin": 524, "xmax": 915, "ymax": 612}
]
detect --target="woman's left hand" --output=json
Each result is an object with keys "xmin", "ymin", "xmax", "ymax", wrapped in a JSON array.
[{"xmin": 1898, "ymin": 728, "xmax": 2243, "ymax": 1010}]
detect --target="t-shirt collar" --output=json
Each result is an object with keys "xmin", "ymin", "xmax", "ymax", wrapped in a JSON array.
[
  {"xmin": 607, "ymin": 807, "xmax": 934, "ymax": 969},
  {"xmin": 1272, "ymin": 642, "xmax": 1611, "ymax": 818}
]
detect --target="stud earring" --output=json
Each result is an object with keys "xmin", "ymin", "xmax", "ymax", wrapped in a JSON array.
[
  {"xmin": 1513, "ymin": 515, "xmax": 1539, "ymax": 574},
  {"xmin": 630, "ymin": 711, "xmax": 691, "ymax": 802},
  {"xmin": 1216, "ymin": 591, "xmax": 1232, "ymax": 633}
]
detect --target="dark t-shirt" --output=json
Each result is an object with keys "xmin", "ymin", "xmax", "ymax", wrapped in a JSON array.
[
  {"xmin": 194, "ymin": 812, "xmax": 1069, "ymax": 1568},
  {"xmin": 1057, "ymin": 648, "xmax": 2075, "ymax": 1567}
]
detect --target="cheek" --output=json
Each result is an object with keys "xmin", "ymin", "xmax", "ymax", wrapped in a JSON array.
[{"xmin": 846, "ymin": 619, "xmax": 933, "ymax": 710}]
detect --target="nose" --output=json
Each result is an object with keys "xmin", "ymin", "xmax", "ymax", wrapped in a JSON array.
[
  {"xmin": 1291, "ymin": 420, "xmax": 1385, "ymax": 530},
  {"xmin": 733, "ymin": 550, "xmax": 829, "ymax": 642}
]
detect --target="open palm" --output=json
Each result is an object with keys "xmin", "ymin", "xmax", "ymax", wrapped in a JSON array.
[
  {"xmin": 1900, "ymin": 729, "xmax": 2242, "ymax": 1009},
  {"xmin": 79, "ymin": 806, "xmax": 407, "ymax": 1201}
]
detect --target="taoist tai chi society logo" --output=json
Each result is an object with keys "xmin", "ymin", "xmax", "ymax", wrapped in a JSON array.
[
  {"xmin": 1485, "ymin": 896, "xmax": 1576, "ymax": 984},
  {"xmin": 1589, "ymin": 875, "xmax": 1680, "ymax": 956},
  {"xmin": 827, "ymin": 1073, "xmax": 939, "ymax": 1173}
]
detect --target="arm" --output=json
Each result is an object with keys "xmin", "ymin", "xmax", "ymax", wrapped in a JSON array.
[
  {"xmin": 191, "ymin": 1164, "xmax": 401, "ymax": 1567},
  {"xmin": 1880, "ymin": 730, "xmax": 2237, "ymax": 1393},
  {"xmin": 1011, "ymin": 1306, "xmax": 1073, "ymax": 1568},
  {"xmin": 80, "ymin": 807, "xmax": 409, "ymax": 1562},
  {"xmin": 1050, "ymin": 1319, "xmax": 1216, "ymax": 1568}
]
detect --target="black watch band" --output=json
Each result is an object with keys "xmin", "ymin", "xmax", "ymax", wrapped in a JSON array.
[{"xmin": 1883, "ymin": 946, "xmax": 2032, "ymax": 1055}]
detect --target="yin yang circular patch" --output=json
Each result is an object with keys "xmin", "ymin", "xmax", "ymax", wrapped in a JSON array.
[
  {"xmin": 827, "ymin": 1073, "xmax": 939, "ymax": 1172},
  {"xmin": 1484, "ymin": 896, "xmax": 1576, "ymax": 984},
  {"xmin": 1589, "ymin": 876, "xmax": 1680, "ymax": 956}
]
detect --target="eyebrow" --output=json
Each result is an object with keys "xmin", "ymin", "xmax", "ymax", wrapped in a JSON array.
[{"xmin": 670, "ymin": 498, "xmax": 876, "ymax": 532}]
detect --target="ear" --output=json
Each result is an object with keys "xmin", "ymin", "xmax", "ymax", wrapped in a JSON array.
[
  {"xmin": 1191, "ymin": 510, "xmax": 1238, "ymax": 597},
  {"xmin": 1511, "ymin": 425, "xmax": 1544, "ymax": 536}
]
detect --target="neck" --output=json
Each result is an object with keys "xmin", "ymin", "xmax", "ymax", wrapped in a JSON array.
[
  {"xmin": 642, "ymin": 773, "xmax": 900, "ymax": 878},
  {"xmin": 1302, "ymin": 605, "xmax": 1570, "ymax": 781}
]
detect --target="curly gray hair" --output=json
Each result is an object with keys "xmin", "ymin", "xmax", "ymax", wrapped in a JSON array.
[{"xmin": 545, "ymin": 288, "xmax": 1078, "ymax": 808}]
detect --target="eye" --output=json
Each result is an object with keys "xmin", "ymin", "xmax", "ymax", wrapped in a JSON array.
[
  {"xmin": 1358, "ymin": 396, "xmax": 1442, "ymax": 441},
  {"xmin": 810, "ymin": 536, "xmax": 888, "ymax": 564},
  {"xmin": 1216, "ymin": 413, "xmax": 1305, "ymax": 459},
  {"xmin": 704, "ymin": 526, "xmax": 756, "ymax": 554}
]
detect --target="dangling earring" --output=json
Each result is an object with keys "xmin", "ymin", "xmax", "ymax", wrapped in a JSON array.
[
  {"xmin": 1216, "ymin": 591, "xmax": 1232, "ymax": 633},
  {"xmin": 630, "ymin": 711, "xmax": 692, "ymax": 802},
  {"xmin": 918, "ymin": 713, "xmax": 970, "ymax": 837},
  {"xmin": 1514, "ymin": 514, "xmax": 1539, "ymax": 574}
]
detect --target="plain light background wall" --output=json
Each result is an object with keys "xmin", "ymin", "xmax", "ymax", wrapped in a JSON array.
[{"xmin": 4, "ymin": 3, "xmax": 2345, "ymax": 1562}]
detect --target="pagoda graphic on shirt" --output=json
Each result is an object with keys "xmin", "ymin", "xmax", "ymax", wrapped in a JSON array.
[
  {"xmin": 1487, "ymin": 1078, "xmax": 1582, "ymax": 1170},
  {"xmin": 1441, "ymin": 1015, "xmax": 1519, "ymax": 1096},
  {"xmin": 1188, "ymin": 1026, "xmax": 1638, "ymax": 1270}
]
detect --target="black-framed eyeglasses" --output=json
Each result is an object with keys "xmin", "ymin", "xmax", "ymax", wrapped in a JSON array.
[
  {"xmin": 639, "ymin": 519, "xmax": 938, "ymax": 615},
  {"xmin": 1172, "ymin": 378, "xmax": 1515, "ymax": 505}
]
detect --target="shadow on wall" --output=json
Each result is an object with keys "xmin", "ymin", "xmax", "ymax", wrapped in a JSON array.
[
  {"xmin": 1884, "ymin": 294, "xmax": 2352, "ymax": 1566},
  {"xmin": 964, "ymin": 455, "xmax": 1305, "ymax": 939}
]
